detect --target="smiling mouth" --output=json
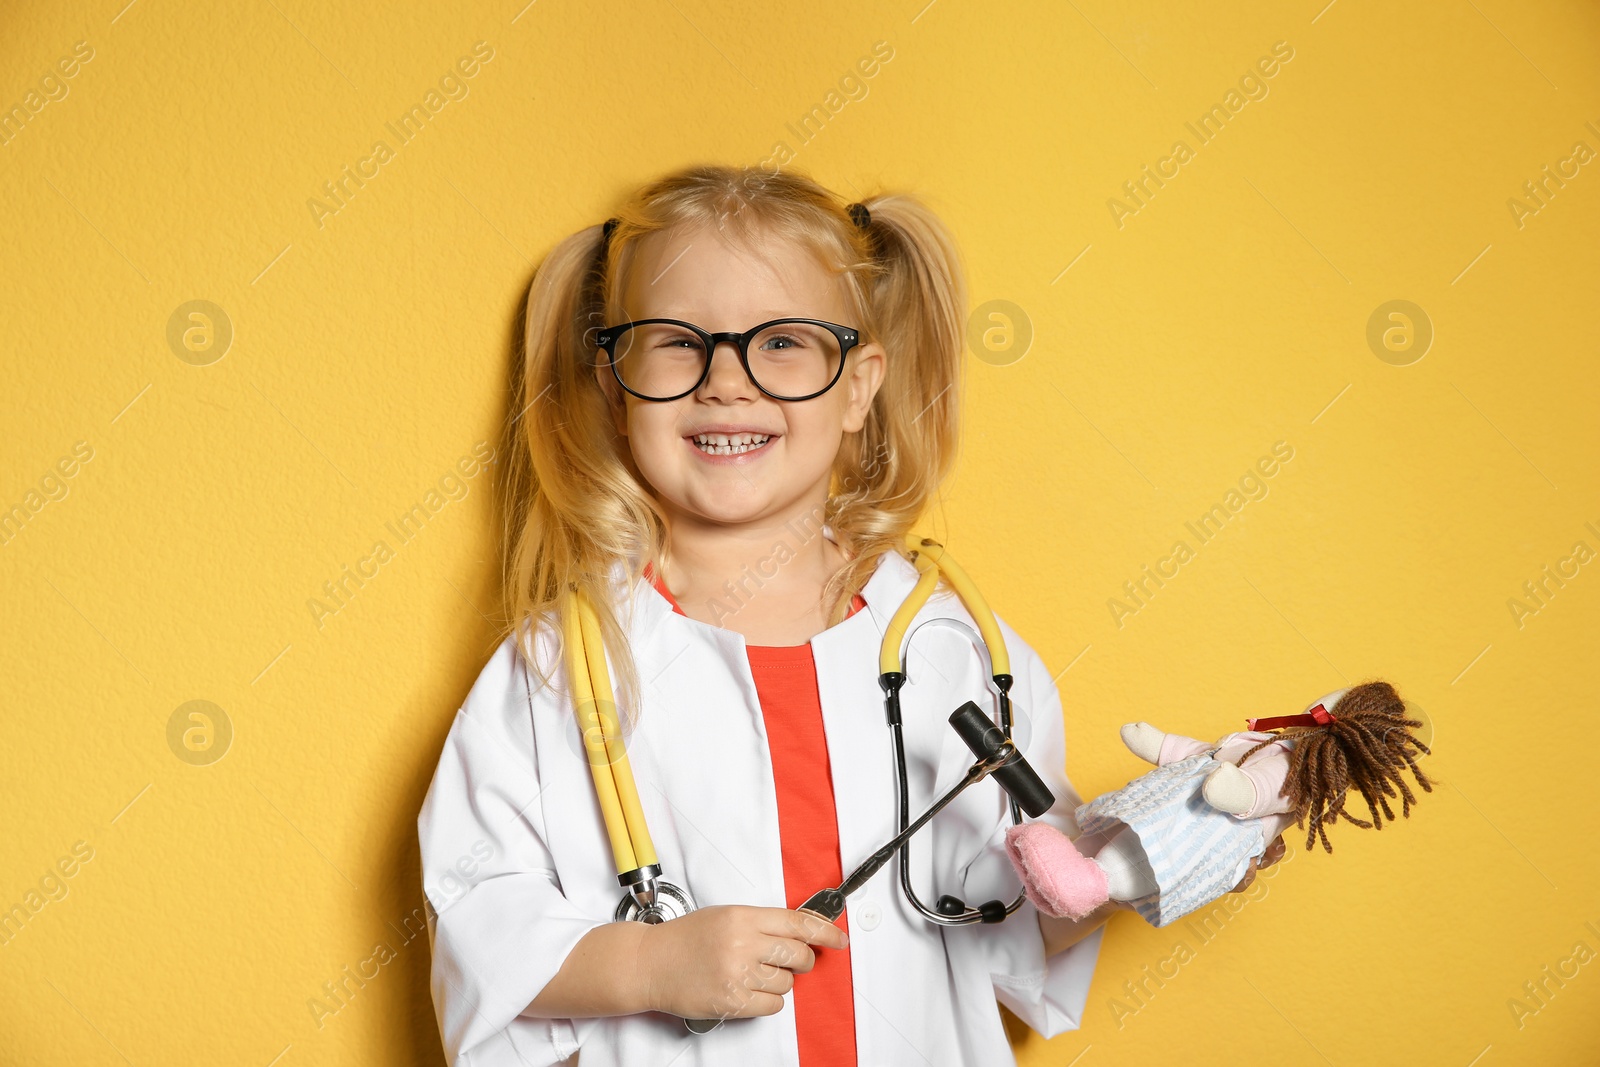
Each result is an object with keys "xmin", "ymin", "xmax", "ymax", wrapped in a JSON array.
[{"xmin": 690, "ymin": 432, "xmax": 773, "ymax": 456}]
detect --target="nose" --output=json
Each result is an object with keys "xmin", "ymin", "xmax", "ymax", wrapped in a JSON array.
[{"xmin": 697, "ymin": 338, "xmax": 759, "ymax": 400}]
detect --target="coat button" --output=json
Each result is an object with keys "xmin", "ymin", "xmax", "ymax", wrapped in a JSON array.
[{"xmin": 856, "ymin": 900, "xmax": 882, "ymax": 931}]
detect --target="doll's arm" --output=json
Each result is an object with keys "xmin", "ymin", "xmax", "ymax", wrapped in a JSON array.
[
  {"xmin": 1201, "ymin": 733, "xmax": 1296, "ymax": 820},
  {"xmin": 1120, "ymin": 722, "xmax": 1213, "ymax": 765}
]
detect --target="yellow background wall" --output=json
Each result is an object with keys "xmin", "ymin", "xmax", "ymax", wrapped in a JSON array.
[{"xmin": 3, "ymin": 1, "xmax": 1597, "ymax": 1063}]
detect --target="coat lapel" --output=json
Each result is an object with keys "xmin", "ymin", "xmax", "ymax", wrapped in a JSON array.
[{"xmin": 611, "ymin": 562, "xmax": 788, "ymax": 911}]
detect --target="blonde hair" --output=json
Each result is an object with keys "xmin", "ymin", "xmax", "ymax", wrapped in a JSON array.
[{"xmin": 500, "ymin": 163, "xmax": 968, "ymax": 727}]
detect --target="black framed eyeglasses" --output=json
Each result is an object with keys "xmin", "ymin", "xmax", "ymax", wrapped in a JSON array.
[{"xmin": 594, "ymin": 317, "xmax": 861, "ymax": 402}]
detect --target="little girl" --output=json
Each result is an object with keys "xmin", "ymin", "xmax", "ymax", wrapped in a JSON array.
[{"xmin": 417, "ymin": 165, "xmax": 1123, "ymax": 1066}]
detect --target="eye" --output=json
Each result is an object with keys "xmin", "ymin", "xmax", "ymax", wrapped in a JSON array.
[{"xmin": 650, "ymin": 329, "xmax": 704, "ymax": 351}]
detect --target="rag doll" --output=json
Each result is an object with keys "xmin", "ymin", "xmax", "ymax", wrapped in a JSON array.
[{"xmin": 1006, "ymin": 680, "xmax": 1433, "ymax": 928}]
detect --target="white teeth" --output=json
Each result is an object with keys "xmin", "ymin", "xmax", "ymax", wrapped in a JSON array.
[{"xmin": 692, "ymin": 432, "xmax": 772, "ymax": 455}]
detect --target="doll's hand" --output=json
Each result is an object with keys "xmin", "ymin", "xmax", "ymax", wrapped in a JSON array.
[
  {"xmin": 1120, "ymin": 722, "xmax": 1166, "ymax": 764},
  {"xmin": 1121, "ymin": 723, "xmax": 1214, "ymax": 767},
  {"xmin": 1227, "ymin": 833, "xmax": 1286, "ymax": 893}
]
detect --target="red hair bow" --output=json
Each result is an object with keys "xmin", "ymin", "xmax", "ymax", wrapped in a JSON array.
[{"xmin": 1246, "ymin": 702, "xmax": 1337, "ymax": 732}]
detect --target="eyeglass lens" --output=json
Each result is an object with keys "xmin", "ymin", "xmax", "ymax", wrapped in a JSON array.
[{"xmin": 611, "ymin": 321, "xmax": 843, "ymax": 400}]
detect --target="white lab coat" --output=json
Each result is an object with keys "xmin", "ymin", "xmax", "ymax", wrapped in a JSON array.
[{"xmin": 417, "ymin": 546, "xmax": 1104, "ymax": 1066}]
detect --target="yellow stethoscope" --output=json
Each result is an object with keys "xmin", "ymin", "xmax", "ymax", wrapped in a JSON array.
[{"xmin": 561, "ymin": 534, "xmax": 1051, "ymax": 1030}]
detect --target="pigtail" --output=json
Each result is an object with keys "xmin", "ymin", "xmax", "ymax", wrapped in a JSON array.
[
  {"xmin": 502, "ymin": 220, "xmax": 663, "ymax": 730},
  {"xmin": 823, "ymin": 194, "xmax": 968, "ymax": 624}
]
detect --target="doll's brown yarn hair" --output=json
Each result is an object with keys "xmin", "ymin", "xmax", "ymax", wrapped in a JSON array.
[{"xmin": 1238, "ymin": 681, "xmax": 1434, "ymax": 854}]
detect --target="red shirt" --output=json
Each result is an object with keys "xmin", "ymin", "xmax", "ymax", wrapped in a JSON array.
[{"xmin": 644, "ymin": 563, "xmax": 864, "ymax": 1066}]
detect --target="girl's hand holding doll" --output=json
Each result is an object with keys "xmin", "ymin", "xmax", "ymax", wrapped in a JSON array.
[{"xmin": 1229, "ymin": 832, "xmax": 1287, "ymax": 893}]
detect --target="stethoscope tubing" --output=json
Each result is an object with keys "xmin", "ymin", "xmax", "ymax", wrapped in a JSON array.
[
  {"xmin": 560, "ymin": 587, "xmax": 658, "ymax": 876},
  {"xmin": 879, "ymin": 547, "xmax": 1031, "ymax": 926}
]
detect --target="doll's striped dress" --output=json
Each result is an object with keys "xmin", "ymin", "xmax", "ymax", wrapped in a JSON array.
[{"xmin": 1074, "ymin": 742, "xmax": 1294, "ymax": 928}]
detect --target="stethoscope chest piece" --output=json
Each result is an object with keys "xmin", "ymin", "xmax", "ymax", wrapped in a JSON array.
[
  {"xmin": 613, "ymin": 878, "xmax": 696, "ymax": 923},
  {"xmin": 612, "ymin": 865, "xmax": 720, "ymax": 1033}
]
